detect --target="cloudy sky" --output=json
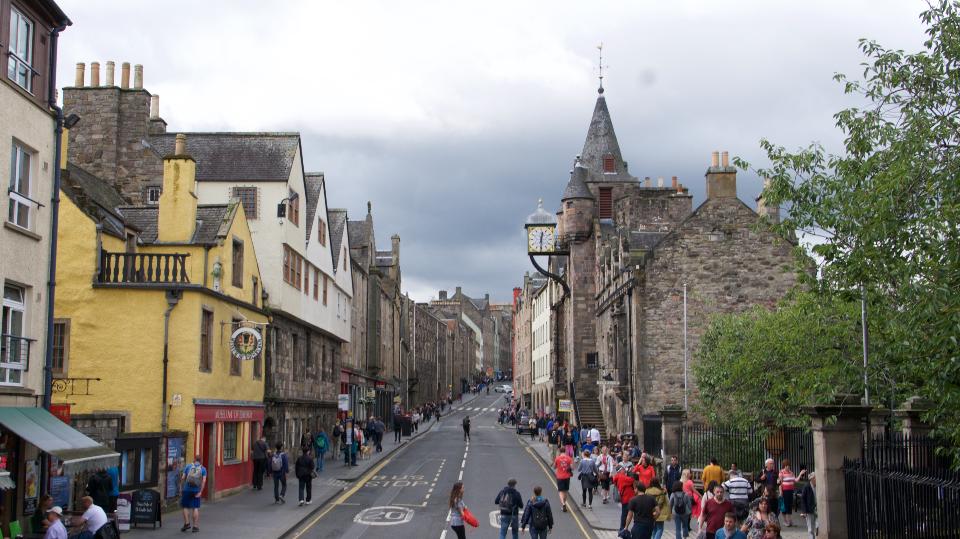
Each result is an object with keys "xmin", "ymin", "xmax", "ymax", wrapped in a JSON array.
[{"xmin": 56, "ymin": 0, "xmax": 927, "ymax": 302}]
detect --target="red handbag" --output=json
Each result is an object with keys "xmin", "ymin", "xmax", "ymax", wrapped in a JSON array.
[{"xmin": 462, "ymin": 506, "xmax": 479, "ymax": 528}]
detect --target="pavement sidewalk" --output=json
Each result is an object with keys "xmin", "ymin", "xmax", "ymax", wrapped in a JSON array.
[
  {"xmin": 125, "ymin": 393, "xmax": 479, "ymax": 538},
  {"xmin": 519, "ymin": 436, "xmax": 810, "ymax": 539}
]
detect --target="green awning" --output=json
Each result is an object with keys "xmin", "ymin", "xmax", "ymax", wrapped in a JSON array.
[{"xmin": 0, "ymin": 408, "xmax": 119, "ymax": 474}]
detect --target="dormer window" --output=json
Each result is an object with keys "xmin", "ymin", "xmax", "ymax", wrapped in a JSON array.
[
  {"xmin": 602, "ymin": 154, "xmax": 615, "ymax": 173},
  {"xmin": 146, "ymin": 186, "xmax": 161, "ymax": 205}
]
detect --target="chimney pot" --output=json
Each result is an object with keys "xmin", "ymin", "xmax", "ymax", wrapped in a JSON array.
[
  {"xmin": 133, "ymin": 64, "xmax": 143, "ymax": 90},
  {"xmin": 174, "ymin": 133, "xmax": 186, "ymax": 156},
  {"xmin": 120, "ymin": 62, "xmax": 130, "ymax": 89},
  {"xmin": 722, "ymin": 151, "xmax": 730, "ymax": 168},
  {"xmin": 671, "ymin": 176, "xmax": 678, "ymax": 189},
  {"xmin": 711, "ymin": 151, "xmax": 720, "ymax": 167},
  {"xmin": 644, "ymin": 176, "xmax": 651, "ymax": 187},
  {"xmin": 150, "ymin": 95, "xmax": 160, "ymax": 119},
  {"xmin": 74, "ymin": 63, "xmax": 85, "ymax": 87},
  {"xmin": 657, "ymin": 176, "xmax": 664, "ymax": 187},
  {"xmin": 105, "ymin": 61, "xmax": 115, "ymax": 86},
  {"xmin": 90, "ymin": 62, "xmax": 100, "ymax": 87}
]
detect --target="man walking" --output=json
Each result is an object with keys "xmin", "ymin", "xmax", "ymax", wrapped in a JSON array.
[
  {"xmin": 722, "ymin": 470, "xmax": 751, "ymax": 522},
  {"xmin": 313, "ymin": 428, "xmax": 330, "ymax": 473},
  {"xmin": 623, "ymin": 477, "xmax": 660, "ymax": 539},
  {"xmin": 699, "ymin": 484, "xmax": 734, "ymax": 539},
  {"xmin": 252, "ymin": 434, "xmax": 268, "ymax": 490},
  {"xmin": 494, "ymin": 478, "xmax": 524, "ymax": 539},
  {"xmin": 373, "ymin": 417, "xmax": 385, "ymax": 452},
  {"xmin": 270, "ymin": 443, "xmax": 289, "ymax": 504},
  {"xmin": 180, "ymin": 455, "xmax": 207, "ymax": 532},
  {"xmin": 520, "ymin": 486, "xmax": 554, "ymax": 539},
  {"xmin": 462, "ymin": 415, "xmax": 471, "ymax": 442},
  {"xmin": 665, "ymin": 456, "xmax": 683, "ymax": 491},
  {"xmin": 331, "ymin": 421, "xmax": 343, "ymax": 459},
  {"xmin": 553, "ymin": 448, "xmax": 574, "ymax": 513},
  {"xmin": 394, "ymin": 412, "xmax": 403, "ymax": 444}
]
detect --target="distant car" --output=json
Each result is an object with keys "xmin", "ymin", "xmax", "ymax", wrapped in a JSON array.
[
  {"xmin": 494, "ymin": 384, "xmax": 512, "ymax": 393},
  {"xmin": 516, "ymin": 414, "xmax": 536, "ymax": 435}
]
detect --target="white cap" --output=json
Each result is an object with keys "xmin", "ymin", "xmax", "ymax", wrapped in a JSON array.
[{"xmin": 48, "ymin": 506, "xmax": 64, "ymax": 516}]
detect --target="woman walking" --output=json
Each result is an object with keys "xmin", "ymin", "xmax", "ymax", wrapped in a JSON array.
[
  {"xmin": 669, "ymin": 480, "xmax": 692, "ymax": 538},
  {"xmin": 742, "ymin": 497, "xmax": 780, "ymax": 539},
  {"xmin": 576, "ymin": 450, "xmax": 599, "ymax": 508},
  {"xmin": 449, "ymin": 481, "xmax": 468, "ymax": 539},
  {"xmin": 597, "ymin": 446, "xmax": 616, "ymax": 503},
  {"xmin": 778, "ymin": 459, "xmax": 796, "ymax": 526},
  {"xmin": 294, "ymin": 448, "xmax": 315, "ymax": 506},
  {"xmin": 682, "ymin": 469, "xmax": 699, "ymax": 534},
  {"xmin": 562, "ymin": 426, "xmax": 575, "ymax": 458},
  {"xmin": 646, "ymin": 478, "xmax": 670, "ymax": 539}
]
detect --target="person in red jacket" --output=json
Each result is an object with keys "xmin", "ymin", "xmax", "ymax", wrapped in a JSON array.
[
  {"xmin": 635, "ymin": 456, "xmax": 656, "ymax": 490},
  {"xmin": 611, "ymin": 469, "xmax": 637, "ymax": 530},
  {"xmin": 553, "ymin": 452, "xmax": 574, "ymax": 513}
]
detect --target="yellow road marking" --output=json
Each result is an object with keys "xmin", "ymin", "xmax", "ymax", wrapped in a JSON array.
[{"xmin": 524, "ymin": 446, "xmax": 594, "ymax": 539}]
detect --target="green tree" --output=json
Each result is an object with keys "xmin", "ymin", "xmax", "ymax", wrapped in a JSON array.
[
  {"xmin": 737, "ymin": 2, "xmax": 960, "ymax": 460},
  {"xmin": 694, "ymin": 291, "xmax": 867, "ymax": 429}
]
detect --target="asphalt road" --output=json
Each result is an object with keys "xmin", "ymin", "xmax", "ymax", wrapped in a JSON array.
[{"xmin": 286, "ymin": 393, "xmax": 595, "ymax": 539}]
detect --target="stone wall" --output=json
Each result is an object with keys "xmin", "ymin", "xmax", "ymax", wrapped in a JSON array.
[
  {"xmin": 348, "ymin": 260, "xmax": 368, "ymax": 372},
  {"xmin": 614, "ymin": 185, "xmax": 692, "ymax": 232},
  {"xmin": 70, "ymin": 413, "xmax": 127, "ymax": 448},
  {"xmin": 634, "ymin": 197, "xmax": 797, "ymax": 426}
]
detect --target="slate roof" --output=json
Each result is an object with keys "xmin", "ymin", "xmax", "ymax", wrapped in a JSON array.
[
  {"xmin": 469, "ymin": 297, "xmax": 489, "ymax": 310},
  {"xmin": 148, "ymin": 133, "xmax": 299, "ymax": 181},
  {"xmin": 117, "ymin": 204, "xmax": 235, "ymax": 245},
  {"xmin": 348, "ymin": 220, "xmax": 371, "ymax": 250},
  {"xmin": 303, "ymin": 172, "xmax": 324, "ymax": 242},
  {"xmin": 579, "ymin": 91, "xmax": 635, "ymax": 182},
  {"xmin": 562, "ymin": 164, "xmax": 594, "ymax": 200},
  {"xmin": 328, "ymin": 209, "xmax": 348, "ymax": 271},
  {"xmin": 60, "ymin": 164, "xmax": 128, "ymax": 237}
]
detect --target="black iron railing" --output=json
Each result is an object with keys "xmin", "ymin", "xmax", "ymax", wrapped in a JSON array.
[
  {"xmin": 0, "ymin": 334, "xmax": 32, "ymax": 370},
  {"xmin": 98, "ymin": 251, "xmax": 190, "ymax": 284},
  {"xmin": 680, "ymin": 424, "xmax": 814, "ymax": 474},
  {"xmin": 863, "ymin": 432, "xmax": 953, "ymax": 471}
]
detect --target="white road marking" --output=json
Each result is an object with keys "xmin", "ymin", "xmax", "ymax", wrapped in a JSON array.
[{"xmin": 458, "ymin": 470, "xmax": 463, "ymax": 480}]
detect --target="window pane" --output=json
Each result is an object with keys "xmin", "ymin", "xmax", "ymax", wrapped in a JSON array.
[
  {"xmin": 222, "ymin": 423, "xmax": 237, "ymax": 461},
  {"xmin": 122, "ymin": 450, "xmax": 136, "ymax": 487},
  {"xmin": 141, "ymin": 447, "xmax": 153, "ymax": 483}
]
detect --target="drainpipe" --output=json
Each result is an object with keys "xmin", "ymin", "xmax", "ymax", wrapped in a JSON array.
[
  {"xmin": 40, "ymin": 22, "xmax": 69, "ymax": 501},
  {"xmin": 161, "ymin": 290, "xmax": 182, "ymax": 433}
]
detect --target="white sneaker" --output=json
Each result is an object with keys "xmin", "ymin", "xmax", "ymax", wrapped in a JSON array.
[
  {"xmin": 306, "ymin": 500, "xmax": 312, "ymax": 505},
  {"xmin": 298, "ymin": 500, "xmax": 304, "ymax": 506}
]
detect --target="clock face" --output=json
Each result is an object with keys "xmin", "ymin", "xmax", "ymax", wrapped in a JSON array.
[{"xmin": 527, "ymin": 226, "xmax": 556, "ymax": 253}]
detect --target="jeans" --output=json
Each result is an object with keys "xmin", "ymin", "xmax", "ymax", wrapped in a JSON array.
[
  {"xmin": 631, "ymin": 521, "xmax": 654, "ymax": 539},
  {"xmin": 529, "ymin": 528, "xmax": 549, "ymax": 539},
  {"xmin": 674, "ymin": 514, "xmax": 690, "ymax": 538},
  {"xmin": 375, "ymin": 432, "xmax": 383, "ymax": 451},
  {"xmin": 273, "ymin": 474, "xmax": 286, "ymax": 501},
  {"xmin": 315, "ymin": 451, "xmax": 325, "ymax": 472},
  {"xmin": 498, "ymin": 514, "xmax": 519, "ymax": 539},
  {"xmin": 652, "ymin": 521, "xmax": 665, "ymax": 539},
  {"xmin": 395, "ymin": 428, "xmax": 402, "ymax": 442},
  {"xmin": 805, "ymin": 513, "xmax": 818, "ymax": 539},
  {"xmin": 298, "ymin": 477, "xmax": 312, "ymax": 502}
]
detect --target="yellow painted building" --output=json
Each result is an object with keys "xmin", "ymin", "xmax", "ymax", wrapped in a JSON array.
[{"xmin": 53, "ymin": 134, "xmax": 268, "ymax": 500}]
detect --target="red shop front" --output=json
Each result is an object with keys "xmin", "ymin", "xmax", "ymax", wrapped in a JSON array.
[{"xmin": 193, "ymin": 401, "xmax": 264, "ymax": 500}]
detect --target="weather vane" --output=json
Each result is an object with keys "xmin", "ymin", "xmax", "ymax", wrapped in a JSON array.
[{"xmin": 597, "ymin": 42, "xmax": 608, "ymax": 94}]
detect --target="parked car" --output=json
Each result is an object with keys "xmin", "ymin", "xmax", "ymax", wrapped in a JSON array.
[
  {"xmin": 516, "ymin": 413, "xmax": 535, "ymax": 435},
  {"xmin": 494, "ymin": 384, "xmax": 512, "ymax": 393}
]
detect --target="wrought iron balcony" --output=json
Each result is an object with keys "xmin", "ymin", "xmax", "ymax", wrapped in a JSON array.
[
  {"xmin": 98, "ymin": 250, "xmax": 190, "ymax": 285},
  {"xmin": 0, "ymin": 334, "xmax": 32, "ymax": 370}
]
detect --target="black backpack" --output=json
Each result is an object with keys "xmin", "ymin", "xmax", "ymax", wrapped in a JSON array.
[
  {"xmin": 499, "ymin": 489, "xmax": 514, "ymax": 513},
  {"xmin": 531, "ymin": 501, "xmax": 549, "ymax": 529},
  {"xmin": 671, "ymin": 492, "xmax": 688, "ymax": 515}
]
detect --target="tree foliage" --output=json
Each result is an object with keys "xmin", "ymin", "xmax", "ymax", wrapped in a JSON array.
[
  {"xmin": 694, "ymin": 291, "xmax": 867, "ymax": 429},
  {"xmin": 732, "ymin": 1, "xmax": 960, "ymax": 461}
]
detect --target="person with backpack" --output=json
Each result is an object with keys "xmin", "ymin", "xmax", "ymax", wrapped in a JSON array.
[
  {"xmin": 520, "ymin": 485, "xmax": 554, "ymax": 539},
  {"xmin": 331, "ymin": 421, "xmax": 343, "ymax": 459},
  {"xmin": 493, "ymin": 478, "xmax": 523, "ymax": 539},
  {"xmin": 313, "ymin": 428, "xmax": 330, "ymax": 472},
  {"xmin": 462, "ymin": 415, "xmax": 471, "ymax": 442},
  {"xmin": 269, "ymin": 442, "xmax": 289, "ymax": 504},
  {"xmin": 294, "ymin": 447, "xmax": 315, "ymax": 506},
  {"xmin": 179, "ymin": 455, "xmax": 207, "ymax": 533},
  {"xmin": 670, "ymin": 480, "xmax": 692, "ymax": 538}
]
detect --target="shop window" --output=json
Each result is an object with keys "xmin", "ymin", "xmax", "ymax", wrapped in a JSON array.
[
  {"xmin": 52, "ymin": 319, "xmax": 70, "ymax": 375},
  {"xmin": 117, "ymin": 437, "xmax": 159, "ymax": 489},
  {"xmin": 222, "ymin": 423, "xmax": 238, "ymax": 462}
]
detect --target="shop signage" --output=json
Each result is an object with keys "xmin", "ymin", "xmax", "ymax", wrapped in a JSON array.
[
  {"xmin": 366, "ymin": 389, "xmax": 376, "ymax": 400},
  {"xmin": 194, "ymin": 405, "xmax": 264, "ymax": 423},
  {"xmin": 131, "ymin": 489, "xmax": 161, "ymax": 528},
  {"xmin": 23, "ymin": 459, "xmax": 39, "ymax": 514},
  {"xmin": 557, "ymin": 399, "xmax": 573, "ymax": 413},
  {"xmin": 229, "ymin": 327, "xmax": 262, "ymax": 361},
  {"xmin": 50, "ymin": 475, "xmax": 70, "ymax": 509},
  {"xmin": 338, "ymin": 394, "xmax": 350, "ymax": 411},
  {"xmin": 117, "ymin": 493, "xmax": 132, "ymax": 531},
  {"xmin": 375, "ymin": 381, "xmax": 386, "ymax": 389},
  {"xmin": 50, "ymin": 404, "xmax": 71, "ymax": 424},
  {"xmin": 213, "ymin": 409, "xmax": 255, "ymax": 421}
]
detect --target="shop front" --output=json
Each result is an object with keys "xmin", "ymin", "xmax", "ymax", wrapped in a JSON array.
[
  {"xmin": 339, "ymin": 370, "xmax": 395, "ymax": 423},
  {"xmin": 193, "ymin": 400, "xmax": 264, "ymax": 500},
  {"xmin": 0, "ymin": 407, "xmax": 118, "ymax": 536}
]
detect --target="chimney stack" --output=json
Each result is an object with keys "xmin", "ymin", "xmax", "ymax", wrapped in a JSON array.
[
  {"xmin": 74, "ymin": 63, "xmax": 85, "ymax": 87},
  {"xmin": 657, "ymin": 176, "xmax": 664, "ymax": 188},
  {"xmin": 391, "ymin": 234, "xmax": 400, "ymax": 267},
  {"xmin": 157, "ymin": 134, "xmax": 198, "ymax": 242},
  {"xmin": 120, "ymin": 62, "xmax": 130, "ymax": 89},
  {"xmin": 439, "ymin": 290, "xmax": 448, "ymax": 301},
  {"xmin": 455, "ymin": 286, "xmax": 462, "ymax": 297},
  {"xmin": 150, "ymin": 95, "xmax": 160, "ymax": 119},
  {"xmin": 90, "ymin": 62, "xmax": 100, "ymax": 87},
  {"xmin": 133, "ymin": 64, "xmax": 143, "ymax": 89},
  {"xmin": 705, "ymin": 149, "xmax": 737, "ymax": 199},
  {"xmin": 671, "ymin": 176, "xmax": 678, "ymax": 190},
  {"xmin": 756, "ymin": 177, "xmax": 780, "ymax": 223},
  {"xmin": 105, "ymin": 61, "xmax": 115, "ymax": 86}
]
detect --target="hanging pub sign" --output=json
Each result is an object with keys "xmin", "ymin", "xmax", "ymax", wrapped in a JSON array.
[{"xmin": 230, "ymin": 326, "xmax": 262, "ymax": 360}]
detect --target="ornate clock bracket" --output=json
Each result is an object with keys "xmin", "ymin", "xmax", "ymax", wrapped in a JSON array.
[{"xmin": 529, "ymin": 254, "xmax": 569, "ymax": 296}]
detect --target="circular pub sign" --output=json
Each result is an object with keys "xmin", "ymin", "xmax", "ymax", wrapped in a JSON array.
[{"xmin": 230, "ymin": 327, "xmax": 262, "ymax": 360}]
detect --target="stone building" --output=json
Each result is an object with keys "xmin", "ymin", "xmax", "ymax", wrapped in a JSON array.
[
  {"xmin": 403, "ymin": 298, "xmax": 448, "ymax": 406},
  {"xmin": 539, "ymin": 86, "xmax": 798, "ymax": 444}
]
